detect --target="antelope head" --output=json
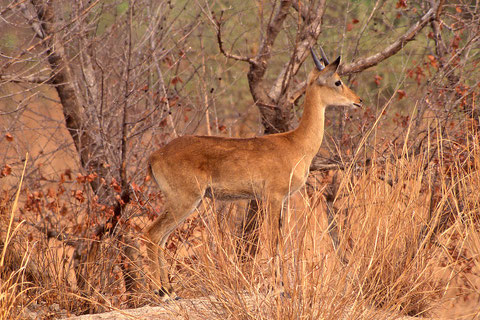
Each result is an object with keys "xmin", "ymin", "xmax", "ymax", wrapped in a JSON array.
[{"xmin": 308, "ymin": 48, "xmax": 362, "ymax": 109}]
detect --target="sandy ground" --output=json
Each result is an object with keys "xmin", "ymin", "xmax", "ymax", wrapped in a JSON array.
[{"xmin": 65, "ymin": 296, "xmax": 447, "ymax": 320}]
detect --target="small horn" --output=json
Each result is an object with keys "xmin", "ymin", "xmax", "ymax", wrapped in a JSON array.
[
  {"xmin": 310, "ymin": 48, "xmax": 324, "ymax": 71},
  {"xmin": 318, "ymin": 46, "xmax": 330, "ymax": 65}
]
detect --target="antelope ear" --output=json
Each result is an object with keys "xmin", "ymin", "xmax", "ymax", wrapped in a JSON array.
[{"xmin": 321, "ymin": 56, "xmax": 341, "ymax": 78}]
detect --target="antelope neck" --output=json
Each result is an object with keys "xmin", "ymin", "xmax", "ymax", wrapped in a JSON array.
[{"xmin": 288, "ymin": 88, "xmax": 326, "ymax": 159}]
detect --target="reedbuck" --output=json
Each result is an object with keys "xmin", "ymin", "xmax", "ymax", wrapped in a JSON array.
[{"xmin": 146, "ymin": 48, "xmax": 362, "ymax": 299}]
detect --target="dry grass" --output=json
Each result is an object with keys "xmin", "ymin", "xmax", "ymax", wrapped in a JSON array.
[
  {"xmin": 1, "ymin": 126, "xmax": 480, "ymax": 319},
  {"xmin": 142, "ymin": 124, "xmax": 480, "ymax": 319},
  {"xmin": 0, "ymin": 154, "xmax": 40, "ymax": 320}
]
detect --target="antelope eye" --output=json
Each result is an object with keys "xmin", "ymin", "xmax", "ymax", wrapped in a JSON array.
[{"xmin": 335, "ymin": 80, "xmax": 342, "ymax": 87}]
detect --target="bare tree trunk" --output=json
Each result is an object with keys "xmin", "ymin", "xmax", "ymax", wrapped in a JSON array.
[
  {"xmin": 27, "ymin": 0, "xmax": 102, "ymax": 191},
  {"xmin": 27, "ymin": 0, "xmax": 141, "ymax": 298}
]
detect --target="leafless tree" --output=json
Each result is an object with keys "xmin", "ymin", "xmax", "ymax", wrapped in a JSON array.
[{"xmin": 1, "ymin": 0, "xmax": 207, "ymax": 307}]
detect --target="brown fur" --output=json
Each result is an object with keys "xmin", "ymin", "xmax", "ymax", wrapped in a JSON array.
[{"xmin": 146, "ymin": 55, "xmax": 362, "ymax": 299}]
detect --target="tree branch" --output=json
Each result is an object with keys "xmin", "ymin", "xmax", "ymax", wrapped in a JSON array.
[
  {"xmin": 269, "ymin": 0, "xmax": 327, "ymax": 102},
  {"xmin": 215, "ymin": 11, "xmax": 256, "ymax": 64},
  {"xmin": 247, "ymin": 0, "xmax": 293, "ymax": 133},
  {"xmin": 29, "ymin": 0, "xmax": 85, "ymax": 148},
  {"xmin": 288, "ymin": 4, "xmax": 440, "ymax": 107},
  {"xmin": 339, "ymin": 7, "xmax": 437, "ymax": 75},
  {"xmin": 248, "ymin": 0, "xmax": 292, "ymax": 96},
  {"xmin": 429, "ymin": 0, "xmax": 447, "ymax": 60},
  {"xmin": 0, "ymin": 73, "xmax": 52, "ymax": 84}
]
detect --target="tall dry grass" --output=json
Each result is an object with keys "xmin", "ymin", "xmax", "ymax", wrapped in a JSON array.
[
  {"xmin": 158, "ymin": 122, "xmax": 480, "ymax": 319},
  {"xmin": 1, "ymin": 124, "xmax": 479, "ymax": 319},
  {"xmin": 0, "ymin": 155, "xmax": 40, "ymax": 320}
]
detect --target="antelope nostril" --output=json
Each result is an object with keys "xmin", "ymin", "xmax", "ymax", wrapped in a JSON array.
[{"xmin": 359, "ymin": 98, "xmax": 363, "ymax": 103}]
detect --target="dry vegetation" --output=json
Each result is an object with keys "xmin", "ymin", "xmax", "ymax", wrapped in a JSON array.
[
  {"xmin": 3, "ymin": 124, "xmax": 480, "ymax": 319},
  {"xmin": 1, "ymin": 0, "xmax": 480, "ymax": 319}
]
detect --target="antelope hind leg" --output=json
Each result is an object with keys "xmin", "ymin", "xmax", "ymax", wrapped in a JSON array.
[
  {"xmin": 146, "ymin": 215, "xmax": 176, "ymax": 300},
  {"xmin": 145, "ymin": 196, "xmax": 200, "ymax": 300}
]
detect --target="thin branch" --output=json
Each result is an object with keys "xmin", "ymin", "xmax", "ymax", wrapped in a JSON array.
[
  {"xmin": 247, "ymin": 0, "xmax": 294, "ymax": 133},
  {"xmin": 291, "ymin": 0, "xmax": 309, "ymax": 22},
  {"xmin": 351, "ymin": 0, "xmax": 385, "ymax": 60},
  {"xmin": 0, "ymin": 74, "xmax": 52, "ymax": 84},
  {"xmin": 23, "ymin": 221, "xmax": 78, "ymax": 247},
  {"xmin": 287, "ymin": 79, "xmax": 307, "ymax": 104},
  {"xmin": 269, "ymin": 0, "xmax": 327, "ymax": 102},
  {"xmin": 120, "ymin": 2, "xmax": 133, "ymax": 195},
  {"xmin": 250, "ymin": 0, "xmax": 292, "ymax": 82},
  {"xmin": 0, "ymin": 0, "xmax": 28, "ymax": 17},
  {"xmin": 340, "ymin": 6, "xmax": 437, "ymax": 75},
  {"xmin": 429, "ymin": 0, "xmax": 448, "ymax": 60},
  {"xmin": 215, "ymin": 11, "xmax": 256, "ymax": 64},
  {"xmin": 285, "ymin": 3, "xmax": 441, "ymax": 104}
]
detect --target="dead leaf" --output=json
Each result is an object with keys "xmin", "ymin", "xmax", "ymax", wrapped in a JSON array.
[
  {"xmin": 427, "ymin": 55, "xmax": 438, "ymax": 68},
  {"xmin": 1, "ymin": 164, "xmax": 12, "ymax": 177},
  {"xmin": 396, "ymin": 0, "xmax": 407, "ymax": 9}
]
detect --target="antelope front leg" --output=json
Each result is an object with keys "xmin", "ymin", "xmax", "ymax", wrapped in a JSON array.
[{"xmin": 267, "ymin": 196, "xmax": 286, "ymax": 296}]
